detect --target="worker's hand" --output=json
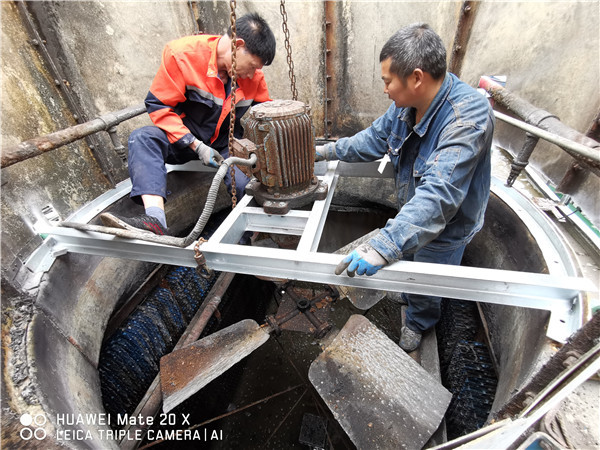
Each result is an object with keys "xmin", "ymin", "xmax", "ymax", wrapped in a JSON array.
[
  {"xmin": 335, "ymin": 243, "xmax": 387, "ymax": 277},
  {"xmin": 193, "ymin": 140, "xmax": 224, "ymax": 168},
  {"xmin": 315, "ymin": 143, "xmax": 338, "ymax": 162},
  {"xmin": 315, "ymin": 145, "xmax": 327, "ymax": 162}
]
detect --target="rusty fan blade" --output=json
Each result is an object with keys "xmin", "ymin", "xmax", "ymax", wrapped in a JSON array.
[{"xmin": 160, "ymin": 319, "xmax": 271, "ymax": 413}]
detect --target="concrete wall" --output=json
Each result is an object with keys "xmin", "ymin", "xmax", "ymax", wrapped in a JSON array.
[
  {"xmin": 2, "ymin": 0, "xmax": 599, "ymax": 286},
  {"xmin": 459, "ymin": 1, "xmax": 600, "ymax": 229},
  {"xmin": 2, "ymin": 1, "xmax": 113, "ymax": 286}
]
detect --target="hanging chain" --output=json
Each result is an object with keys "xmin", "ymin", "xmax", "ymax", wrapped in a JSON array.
[
  {"xmin": 228, "ymin": 0, "xmax": 238, "ymax": 209},
  {"xmin": 280, "ymin": 0, "xmax": 298, "ymax": 101}
]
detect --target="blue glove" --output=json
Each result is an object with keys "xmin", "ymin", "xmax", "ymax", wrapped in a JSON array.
[
  {"xmin": 193, "ymin": 140, "xmax": 224, "ymax": 168},
  {"xmin": 335, "ymin": 243, "xmax": 387, "ymax": 277}
]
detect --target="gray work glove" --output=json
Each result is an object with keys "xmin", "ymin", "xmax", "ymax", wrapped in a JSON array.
[
  {"xmin": 335, "ymin": 243, "xmax": 388, "ymax": 277},
  {"xmin": 315, "ymin": 145, "xmax": 327, "ymax": 162},
  {"xmin": 315, "ymin": 143, "xmax": 338, "ymax": 162},
  {"xmin": 193, "ymin": 140, "xmax": 224, "ymax": 168}
]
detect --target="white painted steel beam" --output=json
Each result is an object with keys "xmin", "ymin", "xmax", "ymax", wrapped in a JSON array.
[
  {"xmin": 30, "ymin": 224, "xmax": 197, "ymax": 269},
  {"xmin": 297, "ymin": 161, "xmax": 339, "ymax": 252},
  {"xmin": 26, "ymin": 159, "xmax": 595, "ymax": 342},
  {"xmin": 31, "ymin": 221, "xmax": 593, "ymax": 315},
  {"xmin": 199, "ymin": 242, "xmax": 591, "ymax": 312}
]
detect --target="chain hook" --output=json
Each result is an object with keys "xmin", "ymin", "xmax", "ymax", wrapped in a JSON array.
[{"xmin": 193, "ymin": 238, "xmax": 213, "ymax": 279}]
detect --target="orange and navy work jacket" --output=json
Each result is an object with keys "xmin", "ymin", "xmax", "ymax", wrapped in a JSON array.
[{"xmin": 145, "ymin": 35, "xmax": 271, "ymax": 151}]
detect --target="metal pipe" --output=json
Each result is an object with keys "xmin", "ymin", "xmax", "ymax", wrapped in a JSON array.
[
  {"xmin": 178, "ymin": 272, "xmax": 236, "ymax": 343},
  {"xmin": 506, "ymin": 132, "xmax": 540, "ymax": 186},
  {"xmin": 479, "ymin": 76, "xmax": 600, "ymax": 170},
  {"xmin": 107, "ymin": 126, "xmax": 128, "ymax": 162},
  {"xmin": 1, "ymin": 104, "xmax": 146, "ymax": 168},
  {"xmin": 493, "ymin": 110, "xmax": 600, "ymax": 166},
  {"xmin": 557, "ymin": 111, "xmax": 600, "ymax": 192},
  {"xmin": 119, "ymin": 271, "xmax": 236, "ymax": 450}
]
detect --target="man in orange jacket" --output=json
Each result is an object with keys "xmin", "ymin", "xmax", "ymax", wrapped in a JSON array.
[{"xmin": 102, "ymin": 13, "xmax": 276, "ymax": 235}]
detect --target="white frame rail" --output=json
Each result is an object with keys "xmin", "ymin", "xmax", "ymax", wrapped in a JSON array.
[{"xmin": 27, "ymin": 160, "xmax": 595, "ymax": 342}]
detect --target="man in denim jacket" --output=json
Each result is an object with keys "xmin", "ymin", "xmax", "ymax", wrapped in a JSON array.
[{"xmin": 317, "ymin": 23, "xmax": 495, "ymax": 352}]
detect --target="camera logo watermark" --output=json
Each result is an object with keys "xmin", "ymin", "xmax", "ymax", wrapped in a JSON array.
[{"xmin": 20, "ymin": 413, "xmax": 47, "ymax": 441}]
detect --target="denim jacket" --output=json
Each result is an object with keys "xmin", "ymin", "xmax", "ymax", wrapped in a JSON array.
[{"xmin": 325, "ymin": 73, "xmax": 495, "ymax": 262}]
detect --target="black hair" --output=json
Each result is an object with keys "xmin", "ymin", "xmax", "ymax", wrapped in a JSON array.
[
  {"xmin": 228, "ymin": 12, "xmax": 276, "ymax": 66},
  {"xmin": 379, "ymin": 23, "xmax": 447, "ymax": 80}
]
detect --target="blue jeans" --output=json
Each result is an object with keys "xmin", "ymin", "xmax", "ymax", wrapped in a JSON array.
[
  {"xmin": 402, "ymin": 241, "xmax": 467, "ymax": 333},
  {"xmin": 127, "ymin": 126, "xmax": 249, "ymax": 204}
]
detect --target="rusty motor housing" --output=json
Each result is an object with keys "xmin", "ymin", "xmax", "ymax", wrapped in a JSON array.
[{"xmin": 231, "ymin": 99, "xmax": 328, "ymax": 214}]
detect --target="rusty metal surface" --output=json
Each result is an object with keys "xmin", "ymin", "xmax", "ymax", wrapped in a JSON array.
[
  {"xmin": 249, "ymin": 98, "xmax": 307, "ymax": 118},
  {"xmin": 245, "ymin": 177, "xmax": 328, "ymax": 214},
  {"xmin": 324, "ymin": 1, "xmax": 336, "ymax": 138},
  {"xmin": 245, "ymin": 100, "xmax": 314, "ymax": 191},
  {"xmin": 308, "ymin": 315, "xmax": 452, "ymax": 450},
  {"xmin": 160, "ymin": 319, "xmax": 270, "ymax": 413},
  {"xmin": 239, "ymin": 99, "xmax": 329, "ymax": 213},
  {"xmin": 448, "ymin": 1, "xmax": 481, "ymax": 77},
  {"xmin": 230, "ymin": 138, "xmax": 259, "ymax": 179},
  {"xmin": 273, "ymin": 282, "xmax": 337, "ymax": 337},
  {"xmin": 2, "ymin": 104, "xmax": 145, "ymax": 168}
]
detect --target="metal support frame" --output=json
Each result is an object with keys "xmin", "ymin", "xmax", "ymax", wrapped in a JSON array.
[
  {"xmin": 31, "ymin": 217, "xmax": 589, "ymax": 313},
  {"xmin": 27, "ymin": 160, "xmax": 595, "ymax": 342},
  {"xmin": 448, "ymin": 1, "xmax": 480, "ymax": 77}
]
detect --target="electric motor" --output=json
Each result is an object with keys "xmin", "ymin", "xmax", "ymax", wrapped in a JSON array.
[{"xmin": 231, "ymin": 99, "xmax": 328, "ymax": 214}]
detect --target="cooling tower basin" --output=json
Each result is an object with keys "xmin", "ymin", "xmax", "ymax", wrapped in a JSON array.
[{"xmin": 5, "ymin": 165, "xmax": 593, "ymax": 449}]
